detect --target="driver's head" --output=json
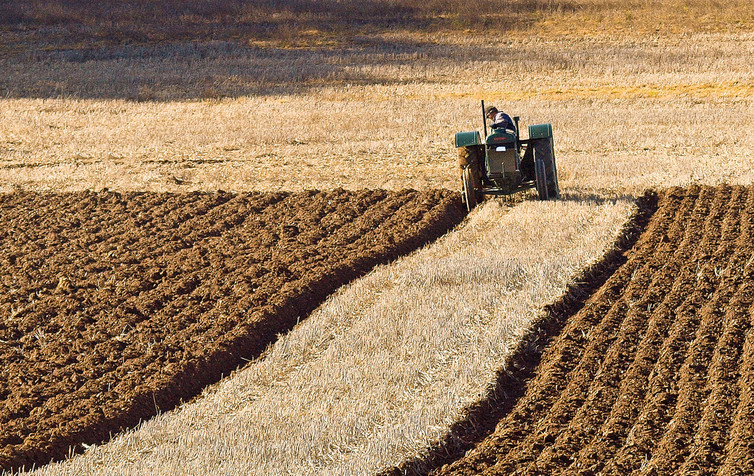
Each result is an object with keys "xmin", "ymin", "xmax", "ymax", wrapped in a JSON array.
[{"xmin": 484, "ymin": 105, "xmax": 498, "ymax": 119}]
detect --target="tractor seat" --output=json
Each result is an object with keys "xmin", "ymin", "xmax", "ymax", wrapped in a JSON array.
[
  {"xmin": 490, "ymin": 126, "xmax": 517, "ymax": 136},
  {"xmin": 487, "ymin": 129, "xmax": 516, "ymax": 146}
]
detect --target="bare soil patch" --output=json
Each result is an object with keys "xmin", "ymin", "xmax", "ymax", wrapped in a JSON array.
[
  {"xmin": 0, "ymin": 188, "xmax": 465, "ymax": 472},
  {"xmin": 408, "ymin": 185, "xmax": 754, "ymax": 475}
]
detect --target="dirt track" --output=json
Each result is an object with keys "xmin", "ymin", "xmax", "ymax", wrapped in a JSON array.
[
  {"xmin": 434, "ymin": 185, "xmax": 754, "ymax": 475},
  {"xmin": 0, "ymin": 188, "xmax": 465, "ymax": 471}
]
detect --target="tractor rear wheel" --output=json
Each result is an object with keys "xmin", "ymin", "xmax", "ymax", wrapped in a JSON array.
[
  {"xmin": 535, "ymin": 158, "xmax": 549, "ymax": 200},
  {"xmin": 462, "ymin": 167, "xmax": 478, "ymax": 211},
  {"xmin": 546, "ymin": 156, "xmax": 560, "ymax": 199},
  {"xmin": 531, "ymin": 136, "xmax": 560, "ymax": 200}
]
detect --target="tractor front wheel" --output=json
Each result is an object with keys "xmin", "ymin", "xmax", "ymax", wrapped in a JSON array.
[{"xmin": 462, "ymin": 167, "xmax": 478, "ymax": 211}]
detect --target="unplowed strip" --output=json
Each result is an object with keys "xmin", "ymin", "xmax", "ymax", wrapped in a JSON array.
[
  {"xmin": 427, "ymin": 185, "xmax": 754, "ymax": 475},
  {"xmin": 0, "ymin": 189, "xmax": 465, "ymax": 472}
]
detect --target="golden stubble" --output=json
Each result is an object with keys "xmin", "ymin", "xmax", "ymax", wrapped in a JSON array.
[{"xmin": 1, "ymin": 33, "xmax": 751, "ymax": 196}]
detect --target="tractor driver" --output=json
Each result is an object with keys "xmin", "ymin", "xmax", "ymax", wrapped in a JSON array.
[{"xmin": 485, "ymin": 105, "xmax": 515, "ymax": 131}]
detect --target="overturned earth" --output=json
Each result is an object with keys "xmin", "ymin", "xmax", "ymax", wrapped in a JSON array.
[{"xmin": 0, "ymin": 188, "xmax": 466, "ymax": 471}]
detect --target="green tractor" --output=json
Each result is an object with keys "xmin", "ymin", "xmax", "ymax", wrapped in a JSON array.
[{"xmin": 455, "ymin": 101, "xmax": 559, "ymax": 211}]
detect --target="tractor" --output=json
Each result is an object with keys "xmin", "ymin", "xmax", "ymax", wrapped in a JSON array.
[{"xmin": 455, "ymin": 101, "xmax": 559, "ymax": 211}]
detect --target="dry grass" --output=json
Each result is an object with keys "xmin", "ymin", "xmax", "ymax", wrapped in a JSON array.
[
  {"xmin": 1, "ymin": 33, "xmax": 752, "ymax": 196},
  {"xmin": 1, "ymin": 0, "xmax": 753, "ymax": 474}
]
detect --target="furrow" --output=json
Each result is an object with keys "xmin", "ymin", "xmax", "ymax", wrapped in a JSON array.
[
  {"xmin": 716, "ymin": 189, "xmax": 754, "ymax": 476},
  {"xmin": 596, "ymin": 186, "xmax": 746, "ymax": 474},
  {"xmin": 639, "ymin": 187, "xmax": 744, "ymax": 473},
  {"xmin": 0, "ymin": 189, "xmax": 467, "ymax": 471},
  {"xmin": 536, "ymin": 186, "xmax": 733, "ymax": 475},
  {"xmin": 679, "ymin": 187, "xmax": 754, "ymax": 474},
  {"xmin": 716, "ymin": 313, "xmax": 754, "ymax": 476}
]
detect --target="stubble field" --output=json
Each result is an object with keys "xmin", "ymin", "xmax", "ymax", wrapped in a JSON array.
[{"xmin": 1, "ymin": 0, "xmax": 753, "ymax": 474}]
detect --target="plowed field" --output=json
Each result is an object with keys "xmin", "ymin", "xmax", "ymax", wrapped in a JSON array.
[
  {"xmin": 0, "ymin": 188, "xmax": 465, "ymax": 472},
  {"xmin": 435, "ymin": 185, "xmax": 754, "ymax": 475}
]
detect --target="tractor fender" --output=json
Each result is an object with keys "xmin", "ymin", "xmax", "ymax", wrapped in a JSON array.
[
  {"xmin": 528, "ymin": 123, "xmax": 552, "ymax": 139},
  {"xmin": 454, "ymin": 131, "xmax": 482, "ymax": 148}
]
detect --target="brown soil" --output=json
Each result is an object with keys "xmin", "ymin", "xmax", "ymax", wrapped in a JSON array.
[
  {"xmin": 0, "ymin": 188, "xmax": 465, "ymax": 472},
  {"xmin": 397, "ymin": 185, "xmax": 754, "ymax": 475}
]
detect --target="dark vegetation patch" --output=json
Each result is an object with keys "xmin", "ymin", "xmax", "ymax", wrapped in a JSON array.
[
  {"xmin": 1, "ymin": 0, "xmax": 749, "ymax": 53},
  {"xmin": 0, "ymin": 0, "xmax": 575, "ymax": 46}
]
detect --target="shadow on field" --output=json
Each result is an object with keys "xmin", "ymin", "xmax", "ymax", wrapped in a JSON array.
[
  {"xmin": 0, "ymin": 38, "xmax": 437, "ymax": 100},
  {"xmin": 0, "ymin": 0, "xmax": 581, "ymax": 52},
  {"xmin": 382, "ymin": 190, "xmax": 659, "ymax": 476},
  {"xmin": 0, "ymin": 35, "xmax": 541, "ymax": 101},
  {"xmin": 0, "ymin": 0, "xmax": 584, "ymax": 101}
]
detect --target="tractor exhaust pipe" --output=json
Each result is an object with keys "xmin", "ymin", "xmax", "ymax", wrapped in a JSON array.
[{"xmin": 481, "ymin": 100, "xmax": 488, "ymax": 138}]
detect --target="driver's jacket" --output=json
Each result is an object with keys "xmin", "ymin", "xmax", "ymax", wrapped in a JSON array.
[{"xmin": 491, "ymin": 112, "xmax": 514, "ymax": 130}]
